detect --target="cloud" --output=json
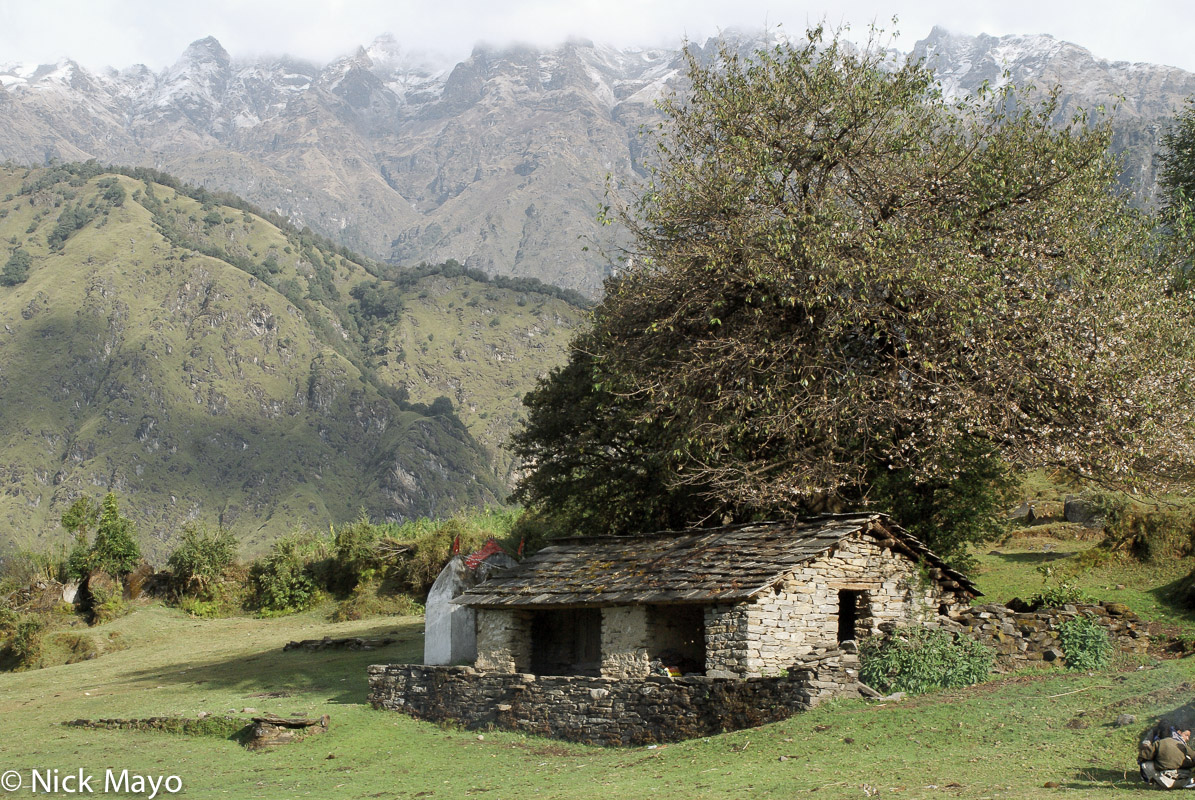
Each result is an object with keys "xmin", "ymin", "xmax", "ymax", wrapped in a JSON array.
[{"xmin": 1, "ymin": 0, "xmax": 1192, "ymax": 73}]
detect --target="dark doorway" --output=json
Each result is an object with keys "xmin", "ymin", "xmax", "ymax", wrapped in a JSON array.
[
  {"xmin": 647, "ymin": 605, "xmax": 707, "ymax": 675},
  {"xmin": 838, "ymin": 590, "xmax": 863, "ymax": 642},
  {"xmin": 529, "ymin": 608, "xmax": 602, "ymax": 676}
]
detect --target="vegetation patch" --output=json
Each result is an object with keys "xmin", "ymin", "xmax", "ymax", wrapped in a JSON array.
[
  {"xmin": 64, "ymin": 715, "xmax": 248, "ymax": 739},
  {"xmin": 1057, "ymin": 617, "xmax": 1114, "ymax": 671},
  {"xmin": 859, "ymin": 627, "xmax": 995, "ymax": 695}
]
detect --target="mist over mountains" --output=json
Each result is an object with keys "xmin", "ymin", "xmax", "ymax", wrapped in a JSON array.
[{"xmin": 3, "ymin": 26, "xmax": 1192, "ymax": 296}]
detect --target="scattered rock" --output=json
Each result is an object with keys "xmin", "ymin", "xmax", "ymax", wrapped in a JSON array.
[
  {"xmin": 1064, "ymin": 497, "xmax": 1105, "ymax": 529},
  {"xmin": 1114, "ymin": 714, "xmax": 1137, "ymax": 728},
  {"xmin": 283, "ymin": 636, "xmax": 396, "ymax": 652},
  {"xmin": 247, "ymin": 714, "xmax": 329, "ymax": 750}
]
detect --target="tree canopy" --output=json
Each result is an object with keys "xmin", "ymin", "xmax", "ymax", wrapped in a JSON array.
[{"xmin": 512, "ymin": 27, "xmax": 1195, "ymax": 560}]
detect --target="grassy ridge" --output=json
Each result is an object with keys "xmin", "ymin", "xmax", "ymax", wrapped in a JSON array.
[{"xmin": 0, "ymin": 165, "xmax": 583, "ymax": 557}]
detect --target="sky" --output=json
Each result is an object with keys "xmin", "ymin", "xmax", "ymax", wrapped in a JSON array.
[{"xmin": 1, "ymin": 0, "xmax": 1193, "ymax": 73}]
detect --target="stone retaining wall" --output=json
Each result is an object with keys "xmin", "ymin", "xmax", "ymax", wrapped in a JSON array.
[
  {"xmin": 952, "ymin": 602, "xmax": 1148, "ymax": 671},
  {"xmin": 369, "ymin": 648, "xmax": 858, "ymax": 746}
]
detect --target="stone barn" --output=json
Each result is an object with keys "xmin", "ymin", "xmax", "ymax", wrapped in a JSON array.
[
  {"xmin": 456, "ymin": 514, "xmax": 977, "ymax": 679},
  {"xmin": 370, "ymin": 514, "xmax": 980, "ymax": 745}
]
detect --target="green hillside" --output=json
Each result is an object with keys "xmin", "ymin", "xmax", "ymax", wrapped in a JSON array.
[{"xmin": 0, "ymin": 163, "xmax": 585, "ymax": 557}]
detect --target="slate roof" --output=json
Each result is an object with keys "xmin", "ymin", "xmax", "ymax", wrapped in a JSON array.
[{"xmin": 457, "ymin": 514, "xmax": 978, "ymax": 608}]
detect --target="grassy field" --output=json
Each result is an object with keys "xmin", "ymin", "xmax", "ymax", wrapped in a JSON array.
[{"xmin": 1, "ymin": 535, "xmax": 1193, "ymax": 800}]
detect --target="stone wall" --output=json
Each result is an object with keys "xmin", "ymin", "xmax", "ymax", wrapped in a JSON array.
[
  {"xmin": 370, "ymin": 648, "xmax": 859, "ymax": 746},
  {"xmin": 474, "ymin": 609, "xmax": 530, "ymax": 673},
  {"xmin": 601, "ymin": 606, "xmax": 649, "ymax": 678},
  {"xmin": 952, "ymin": 601, "xmax": 1149, "ymax": 671},
  {"xmin": 704, "ymin": 603, "xmax": 752, "ymax": 678}
]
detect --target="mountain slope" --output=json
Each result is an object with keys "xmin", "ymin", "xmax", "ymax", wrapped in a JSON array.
[
  {"xmin": 912, "ymin": 27, "xmax": 1195, "ymax": 204},
  {"xmin": 0, "ymin": 164, "xmax": 584, "ymax": 557},
  {"xmin": 1, "ymin": 30, "xmax": 1191, "ymax": 295}
]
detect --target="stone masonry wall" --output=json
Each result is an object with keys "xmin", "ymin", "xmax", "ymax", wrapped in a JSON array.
[
  {"xmin": 704, "ymin": 603, "xmax": 752, "ymax": 678},
  {"xmin": 952, "ymin": 602, "xmax": 1149, "ymax": 671},
  {"xmin": 474, "ymin": 609, "xmax": 530, "ymax": 673},
  {"xmin": 710, "ymin": 533, "xmax": 959, "ymax": 677},
  {"xmin": 601, "ymin": 606, "xmax": 650, "ymax": 678},
  {"xmin": 370, "ymin": 648, "xmax": 859, "ymax": 746}
]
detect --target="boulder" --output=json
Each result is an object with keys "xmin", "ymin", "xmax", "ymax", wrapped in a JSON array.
[{"xmin": 1064, "ymin": 496, "xmax": 1105, "ymax": 529}]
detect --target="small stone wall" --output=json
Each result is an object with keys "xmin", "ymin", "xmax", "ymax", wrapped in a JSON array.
[
  {"xmin": 369, "ymin": 648, "xmax": 858, "ymax": 746},
  {"xmin": 953, "ymin": 602, "xmax": 1149, "ymax": 671}
]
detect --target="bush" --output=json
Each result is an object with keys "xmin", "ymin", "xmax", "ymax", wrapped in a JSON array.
[
  {"xmin": 10, "ymin": 617, "xmax": 45, "ymax": 669},
  {"xmin": 86, "ymin": 572, "xmax": 127, "ymax": 625},
  {"xmin": 395, "ymin": 518, "xmax": 491, "ymax": 598},
  {"xmin": 247, "ymin": 533, "xmax": 328, "ymax": 615},
  {"xmin": 1096, "ymin": 493, "xmax": 1195, "ymax": 561},
  {"xmin": 328, "ymin": 582, "xmax": 424, "ymax": 623},
  {"xmin": 166, "ymin": 525, "xmax": 237, "ymax": 598},
  {"xmin": 859, "ymin": 628, "xmax": 994, "ymax": 695},
  {"xmin": 0, "ymin": 605, "xmax": 17, "ymax": 638},
  {"xmin": 330, "ymin": 514, "xmax": 385, "ymax": 593},
  {"xmin": 1057, "ymin": 617, "xmax": 1112, "ymax": 671},
  {"xmin": 1029, "ymin": 581, "xmax": 1089, "ymax": 610}
]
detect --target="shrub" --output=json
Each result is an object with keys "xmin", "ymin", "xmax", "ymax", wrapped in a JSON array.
[
  {"xmin": 328, "ymin": 582, "xmax": 424, "ymax": 623},
  {"xmin": 86, "ymin": 572, "xmax": 127, "ymax": 625},
  {"xmin": 1095, "ymin": 492, "xmax": 1195, "ymax": 561},
  {"xmin": 247, "ymin": 533, "xmax": 328, "ymax": 614},
  {"xmin": 859, "ymin": 627, "xmax": 994, "ymax": 695},
  {"xmin": 1057, "ymin": 617, "xmax": 1112, "ymax": 671},
  {"xmin": 10, "ymin": 617, "xmax": 45, "ymax": 669},
  {"xmin": 0, "ymin": 605, "xmax": 18, "ymax": 638},
  {"xmin": 1029, "ymin": 581, "xmax": 1089, "ymax": 610},
  {"xmin": 166, "ymin": 525, "xmax": 238, "ymax": 598},
  {"xmin": 395, "ymin": 518, "xmax": 491, "ymax": 599},
  {"xmin": 330, "ymin": 514, "xmax": 385, "ymax": 593}
]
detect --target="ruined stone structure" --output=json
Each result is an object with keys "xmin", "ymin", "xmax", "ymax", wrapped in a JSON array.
[{"xmin": 951, "ymin": 601, "xmax": 1149, "ymax": 670}]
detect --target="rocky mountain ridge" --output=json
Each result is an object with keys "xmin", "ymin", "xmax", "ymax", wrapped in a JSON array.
[{"xmin": 0, "ymin": 28, "xmax": 1192, "ymax": 294}]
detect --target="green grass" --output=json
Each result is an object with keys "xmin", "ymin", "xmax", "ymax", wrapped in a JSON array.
[
  {"xmin": 972, "ymin": 530, "xmax": 1195, "ymax": 633},
  {"xmin": 0, "ymin": 598, "xmax": 1190, "ymax": 799}
]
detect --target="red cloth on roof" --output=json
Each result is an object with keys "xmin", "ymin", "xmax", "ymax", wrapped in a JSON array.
[{"xmin": 465, "ymin": 538, "xmax": 505, "ymax": 569}]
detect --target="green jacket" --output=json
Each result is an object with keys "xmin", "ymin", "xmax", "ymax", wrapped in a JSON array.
[{"xmin": 1155, "ymin": 737, "xmax": 1195, "ymax": 771}]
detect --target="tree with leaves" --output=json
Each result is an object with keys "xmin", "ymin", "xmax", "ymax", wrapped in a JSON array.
[
  {"xmin": 63, "ymin": 493, "xmax": 140, "ymax": 579},
  {"xmin": 1159, "ymin": 98, "xmax": 1195, "ymax": 284},
  {"xmin": 512, "ymin": 27, "xmax": 1195, "ymax": 564},
  {"xmin": 1, "ymin": 248, "xmax": 31, "ymax": 287}
]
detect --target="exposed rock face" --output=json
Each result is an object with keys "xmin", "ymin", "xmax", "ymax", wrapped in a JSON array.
[
  {"xmin": 912, "ymin": 26, "xmax": 1195, "ymax": 205},
  {"xmin": 2, "ymin": 28, "xmax": 1184, "ymax": 295}
]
